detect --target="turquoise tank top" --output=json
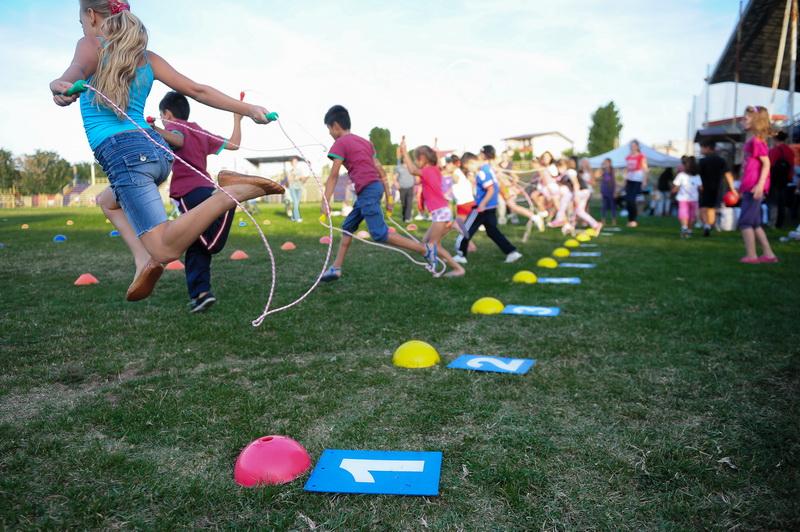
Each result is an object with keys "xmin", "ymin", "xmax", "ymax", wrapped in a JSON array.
[{"xmin": 80, "ymin": 59, "xmax": 154, "ymax": 151}]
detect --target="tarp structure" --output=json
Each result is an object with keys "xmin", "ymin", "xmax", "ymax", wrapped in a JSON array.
[{"xmin": 587, "ymin": 141, "xmax": 682, "ymax": 169}]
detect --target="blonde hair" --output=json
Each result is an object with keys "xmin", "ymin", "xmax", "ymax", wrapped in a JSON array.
[
  {"xmin": 746, "ymin": 106, "xmax": 773, "ymax": 140},
  {"xmin": 81, "ymin": 1, "xmax": 148, "ymax": 116}
]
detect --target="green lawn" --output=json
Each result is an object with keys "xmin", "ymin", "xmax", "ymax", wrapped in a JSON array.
[{"xmin": 1, "ymin": 206, "xmax": 798, "ymax": 530}]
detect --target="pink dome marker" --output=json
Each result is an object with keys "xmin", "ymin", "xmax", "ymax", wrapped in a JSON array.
[{"xmin": 234, "ymin": 435, "xmax": 311, "ymax": 487}]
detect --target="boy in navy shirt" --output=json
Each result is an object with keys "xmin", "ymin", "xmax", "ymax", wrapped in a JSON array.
[{"xmin": 455, "ymin": 146, "xmax": 522, "ymax": 264}]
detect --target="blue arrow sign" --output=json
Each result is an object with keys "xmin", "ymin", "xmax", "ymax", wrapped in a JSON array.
[
  {"xmin": 448, "ymin": 355, "xmax": 535, "ymax": 375},
  {"xmin": 502, "ymin": 305, "xmax": 560, "ymax": 317},
  {"xmin": 559, "ymin": 263, "xmax": 597, "ymax": 269},
  {"xmin": 304, "ymin": 450, "xmax": 442, "ymax": 496},
  {"xmin": 537, "ymin": 277, "xmax": 581, "ymax": 285},
  {"xmin": 570, "ymin": 252, "xmax": 601, "ymax": 257}
]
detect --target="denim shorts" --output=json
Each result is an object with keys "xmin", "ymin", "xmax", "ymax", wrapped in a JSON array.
[
  {"xmin": 738, "ymin": 192, "xmax": 762, "ymax": 229},
  {"xmin": 342, "ymin": 181, "xmax": 389, "ymax": 242},
  {"xmin": 95, "ymin": 130, "xmax": 174, "ymax": 236}
]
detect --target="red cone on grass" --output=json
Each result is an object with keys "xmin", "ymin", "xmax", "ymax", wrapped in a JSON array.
[
  {"xmin": 234, "ymin": 435, "xmax": 311, "ymax": 487},
  {"xmin": 165, "ymin": 260, "xmax": 185, "ymax": 271},
  {"xmin": 319, "ymin": 236, "xmax": 332, "ymax": 245},
  {"xmin": 281, "ymin": 242, "xmax": 296, "ymax": 251},
  {"xmin": 74, "ymin": 273, "xmax": 99, "ymax": 286},
  {"xmin": 406, "ymin": 223, "xmax": 418, "ymax": 231},
  {"xmin": 230, "ymin": 250, "xmax": 249, "ymax": 260}
]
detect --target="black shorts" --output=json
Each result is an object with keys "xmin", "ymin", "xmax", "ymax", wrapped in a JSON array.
[{"xmin": 699, "ymin": 187, "xmax": 720, "ymax": 208}]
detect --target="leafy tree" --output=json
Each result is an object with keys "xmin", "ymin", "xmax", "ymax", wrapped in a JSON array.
[
  {"xmin": 369, "ymin": 127, "xmax": 398, "ymax": 165},
  {"xmin": 562, "ymin": 147, "xmax": 590, "ymax": 159},
  {"xmin": 587, "ymin": 101, "xmax": 623, "ymax": 156},
  {"xmin": 0, "ymin": 148, "xmax": 20, "ymax": 190},
  {"xmin": 18, "ymin": 151, "xmax": 72, "ymax": 195},
  {"xmin": 74, "ymin": 161, "xmax": 107, "ymax": 182}
]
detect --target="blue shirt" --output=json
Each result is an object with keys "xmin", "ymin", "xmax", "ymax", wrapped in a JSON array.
[
  {"xmin": 80, "ymin": 60, "xmax": 154, "ymax": 150},
  {"xmin": 475, "ymin": 164, "xmax": 499, "ymax": 209}
]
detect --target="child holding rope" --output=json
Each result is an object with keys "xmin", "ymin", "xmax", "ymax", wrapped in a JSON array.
[{"xmin": 50, "ymin": 0, "xmax": 283, "ymax": 301}]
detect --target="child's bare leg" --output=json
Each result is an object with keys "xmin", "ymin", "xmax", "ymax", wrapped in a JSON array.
[
  {"xmin": 741, "ymin": 228, "xmax": 757, "ymax": 258},
  {"xmin": 97, "ymin": 187, "xmax": 151, "ymax": 276},
  {"xmin": 385, "ymin": 233, "xmax": 426, "ymax": 255},
  {"xmin": 428, "ymin": 223, "xmax": 465, "ymax": 275},
  {"xmin": 754, "ymin": 227, "xmax": 776, "ymax": 258},
  {"xmin": 139, "ymin": 184, "xmax": 262, "ymax": 263},
  {"xmin": 332, "ymin": 235, "xmax": 353, "ymax": 269}
]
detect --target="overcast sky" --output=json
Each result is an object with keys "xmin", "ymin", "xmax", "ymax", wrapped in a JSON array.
[{"xmin": 0, "ymin": 0, "xmax": 741, "ymax": 168}]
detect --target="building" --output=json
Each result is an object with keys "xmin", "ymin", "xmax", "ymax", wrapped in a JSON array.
[{"xmin": 502, "ymin": 131, "xmax": 574, "ymax": 158}]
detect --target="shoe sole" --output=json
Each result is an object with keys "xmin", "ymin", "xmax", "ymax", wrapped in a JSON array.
[
  {"xmin": 218, "ymin": 171, "xmax": 285, "ymax": 196},
  {"xmin": 126, "ymin": 261, "xmax": 165, "ymax": 302}
]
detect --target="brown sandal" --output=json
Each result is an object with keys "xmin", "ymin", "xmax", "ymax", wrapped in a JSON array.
[
  {"xmin": 218, "ymin": 171, "xmax": 285, "ymax": 196},
  {"xmin": 126, "ymin": 259, "xmax": 165, "ymax": 302}
]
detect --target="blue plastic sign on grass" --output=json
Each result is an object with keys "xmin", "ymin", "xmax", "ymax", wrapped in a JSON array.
[
  {"xmin": 604, "ymin": 227, "xmax": 622, "ymax": 232},
  {"xmin": 538, "ymin": 277, "xmax": 581, "ymax": 285},
  {"xmin": 559, "ymin": 263, "xmax": 597, "ymax": 269},
  {"xmin": 570, "ymin": 252, "xmax": 601, "ymax": 257},
  {"xmin": 502, "ymin": 305, "xmax": 560, "ymax": 317},
  {"xmin": 580, "ymin": 244, "xmax": 599, "ymax": 248},
  {"xmin": 448, "ymin": 355, "xmax": 535, "ymax": 375},
  {"xmin": 239, "ymin": 221, "xmax": 247, "ymax": 227},
  {"xmin": 53, "ymin": 235, "xmax": 67, "ymax": 243},
  {"xmin": 109, "ymin": 230, "xmax": 120, "ymax": 237},
  {"xmin": 304, "ymin": 450, "xmax": 442, "ymax": 496}
]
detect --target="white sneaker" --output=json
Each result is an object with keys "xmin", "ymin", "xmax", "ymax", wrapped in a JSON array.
[
  {"xmin": 533, "ymin": 214, "xmax": 545, "ymax": 233},
  {"xmin": 453, "ymin": 254, "xmax": 468, "ymax": 264},
  {"xmin": 505, "ymin": 251, "xmax": 523, "ymax": 264}
]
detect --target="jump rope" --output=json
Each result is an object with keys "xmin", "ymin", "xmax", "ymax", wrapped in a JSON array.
[{"xmin": 65, "ymin": 80, "xmax": 444, "ymax": 326}]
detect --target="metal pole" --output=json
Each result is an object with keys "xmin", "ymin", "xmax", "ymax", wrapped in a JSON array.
[
  {"xmin": 790, "ymin": 0, "xmax": 798, "ymax": 141},
  {"xmin": 705, "ymin": 64, "xmax": 711, "ymax": 126},
  {"xmin": 772, "ymin": 0, "xmax": 792, "ymax": 103},
  {"xmin": 733, "ymin": 0, "xmax": 743, "ymax": 125}
]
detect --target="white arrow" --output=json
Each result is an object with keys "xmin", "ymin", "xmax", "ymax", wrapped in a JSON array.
[
  {"xmin": 339, "ymin": 459, "xmax": 426, "ymax": 483},
  {"xmin": 466, "ymin": 357, "xmax": 525, "ymax": 372}
]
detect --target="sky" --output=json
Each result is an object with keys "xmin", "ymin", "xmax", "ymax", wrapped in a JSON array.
[{"xmin": 0, "ymin": 0, "xmax": 744, "ymax": 169}]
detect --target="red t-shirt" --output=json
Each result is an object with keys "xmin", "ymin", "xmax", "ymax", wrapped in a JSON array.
[
  {"xmin": 626, "ymin": 153, "xmax": 645, "ymax": 172},
  {"xmin": 168, "ymin": 120, "xmax": 226, "ymax": 198},
  {"xmin": 328, "ymin": 134, "xmax": 380, "ymax": 194},
  {"xmin": 769, "ymin": 143, "xmax": 796, "ymax": 168},
  {"xmin": 420, "ymin": 165, "xmax": 448, "ymax": 211}
]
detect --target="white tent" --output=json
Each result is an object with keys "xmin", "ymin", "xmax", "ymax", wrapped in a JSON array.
[{"xmin": 587, "ymin": 141, "xmax": 682, "ymax": 169}]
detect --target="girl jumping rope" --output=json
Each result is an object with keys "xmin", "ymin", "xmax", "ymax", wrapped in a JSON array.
[
  {"xmin": 50, "ymin": 0, "xmax": 283, "ymax": 301},
  {"xmin": 400, "ymin": 141, "xmax": 466, "ymax": 278}
]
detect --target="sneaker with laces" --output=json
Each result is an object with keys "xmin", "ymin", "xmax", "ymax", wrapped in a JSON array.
[
  {"xmin": 453, "ymin": 253, "xmax": 468, "ymax": 264},
  {"xmin": 424, "ymin": 243, "xmax": 438, "ymax": 271},
  {"xmin": 321, "ymin": 266, "xmax": 342, "ymax": 282},
  {"xmin": 189, "ymin": 292, "xmax": 217, "ymax": 313}
]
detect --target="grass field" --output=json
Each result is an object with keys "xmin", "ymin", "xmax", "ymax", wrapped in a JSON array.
[{"xmin": 1, "ymin": 206, "xmax": 799, "ymax": 530}]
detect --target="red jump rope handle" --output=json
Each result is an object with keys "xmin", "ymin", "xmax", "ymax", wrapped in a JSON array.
[{"xmin": 146, "ymin": 116, "xmax": 156, "ymax": 125}]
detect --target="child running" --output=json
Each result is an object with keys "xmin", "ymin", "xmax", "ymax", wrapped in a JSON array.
[
  {"xmin": 51, "ymin": 0, "xmax": 282, "ymax": 302},
  {"xmin": 319, "ymin": 106, "xmax": 440, "ymax": 281},
  {"xmin": 151, "ymin": 91, "xmax": 242, "ymax": 312},
  {"xmin": 672, "ymin": 156, "xmax": 703, "ymax": 238},
  {"xmin": 448, "ymin": 155, "xmax": 476, "ymax": 225},
  {"xmin": 400, "ymin": 142, "xmax": 466, "ymax": 277},
  {"xmin": 454, "ymin": 147, "xmax": 522, "ymax": 264},
  {"xmin": 738, "ymin": 106, "xmax": 778, "ymax": 264}
]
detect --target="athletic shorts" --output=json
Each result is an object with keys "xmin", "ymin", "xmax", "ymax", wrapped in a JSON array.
[
  {"xmin": 430, "ymin": 206, "xmax": 453, "ymax": 223},
  {"xmin": 738, "ymin": 192, "xmax": 762, "ymax": 229},
  {"xmin": 342, "ymin": 181, "xmax": 389, "ymax": 242},
  {"xmin": 457, "ymin": 202, "xmax": 476, "ymax": 217},
  {"xmin": 678, "ymin": 200, "xmax": 698, "ymax": 221},
  {"xmin": 699, "ymin": 187, "xmax": 720, "ymax": 208}
]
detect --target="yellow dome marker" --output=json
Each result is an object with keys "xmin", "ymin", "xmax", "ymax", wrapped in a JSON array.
[
  {"xmin": 392, "ymin": 340, "xmax": 441, "ymax": 369},
  {"xmin": 536, "ymin": 257, "xmax": 558, "ymax": 269},
  {"xmin": 512, "ymin": 271, "xmax": 538, "ymax": 284},
  {"xmin": 471, "ymin": 297, "xmax": 505, "ymax": 315},
  {"xmin": 552, "ymin": 247, "xmax": 570, "ymax": 258},
  {"xmin": 576, "ymin": 233, "xmax": 591, "ymax": 243},
  {"xmin": 564, "ymin": 239, "xmax": 580, "ymax": 248},
  {"xmin": 585, "ymin": 227, "xmax": 598, "ymax": 237}
]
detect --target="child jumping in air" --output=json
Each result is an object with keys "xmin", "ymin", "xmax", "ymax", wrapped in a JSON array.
[
  {"xmin": 738, "ymin": 106, "xmax": 778, "ymax": 264},
  {"xmin": 454, "ymin": 147, "xmax": 522, "ymax": 264},
  {"xmin": 400, "ymin": 142, "xmax": 466, "ymax": 277},
  {"xmin": 672, "ymin": 156, "xmax": 703, "ymax": 238},
  {"xmin": 50, "ymin": 0, "xmax": 283, "ymax": 302},
  {"xmin": 319, "ymin": 106, "xmax": 442, "ymax": 282},
  {"xmin": 151, "ymin": 91, "xmax": 242, "ymax": 312}
]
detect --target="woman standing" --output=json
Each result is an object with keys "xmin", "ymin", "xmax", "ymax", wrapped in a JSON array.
[{"xmin": 624, "ymin": 140, "xmax": 648, "ymax": 227}]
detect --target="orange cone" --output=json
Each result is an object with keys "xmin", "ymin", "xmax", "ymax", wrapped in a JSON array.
[
  {"xmin": 21, "ymin": 224, "xmax": 29, "ymax": 230},
  {"xmin": 74, "ymin": 273, "xmax": 99, "ymax": 286},
  {"xmin": 281, "ymin": 242, "xmax": 296, "ymax": 251},
  {"xmin": 319, "ymin": 236, "xmax": 332, "ymax": 245},
  {"xmin": 165, "ymin": 260, "xmax": 185, "ymax": 271},
  {"xmin": 407, "ymin": 223, "xmax": 418, "ymax": 231},
  {"xmin": 230, "ymin": 250, "xmax": 249, "ymax": 260}
]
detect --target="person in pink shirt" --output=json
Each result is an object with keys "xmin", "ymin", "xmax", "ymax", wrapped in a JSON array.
[
  {"xmin": 738, "ymin": 106, "xmax": 778, "ymax": 264},
  {"xmin": 624, "ymin": 140, "xmax": 649, "ymax": 227},
  {"xmin": 400, "ymin": 141, "xmax": 466, "ymax": 277}
]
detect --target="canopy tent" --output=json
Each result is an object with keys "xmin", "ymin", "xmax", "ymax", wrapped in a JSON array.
[{"xmin": 587, "ymin": 141, "xmax": 682, "ymax": 169}]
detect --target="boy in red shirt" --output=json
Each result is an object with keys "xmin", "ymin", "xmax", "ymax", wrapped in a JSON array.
[{"xmin": 152, "ymin": 91, "xmax": 242, "ymax": 312}]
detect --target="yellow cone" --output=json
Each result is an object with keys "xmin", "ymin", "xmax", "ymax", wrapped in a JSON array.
[
  {"xmin": 585, "ymin": 227, "xmax": 598, "ymax": 237},
  {"xmin": 471, "ymin": 297, "xmax": 505, "ymax": 315},
  {"xmin": 393, "ymin": 340, "xmax": 441, "ymax": 369},
  {"xmin": 512, "ymin": 271, "xmax": 538, "ymax": 284},
  {"xmin": 553, "ymin": 247, "xmax": 570, "ymax": 258},
  {"xmin": 564, "ymin": 239, "xmax": 580, "ymax": 248},
  {"xmin": 576, "ymin": 233, "xmax": 591, "ymax": 243},
  {"xmin": 537, "ymin": 257, "xmax": 558, "ymax": 269}
]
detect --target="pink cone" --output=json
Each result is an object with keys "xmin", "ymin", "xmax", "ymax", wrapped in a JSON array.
[
  {"xmin": 230, "ymin": 250, "xmax": 249, "ymax": 260},
  {"xmin": 319, "ymin": 236, "xmax": 332, "ymax": 245},
  {"xmin": 74, "ymin": 273, "xmax": 99, "ymax": 286},
  {"xmin": 356, "ymin": 230, "xmax": 370, "ymax": 239},
  {"xmin": 234, "ymin": 435, "xmax": 311, "ymax": 487},
  {"xmin": 407, "ymin": 223, "xmax": 418, "ymax": 231},
  {"xmin": 165, "ymin": 260, "xmax": 185, "ymax": 271},
  {"xmin": 281, "ymin": 242, "xmax": 296, "ymax": 251}
]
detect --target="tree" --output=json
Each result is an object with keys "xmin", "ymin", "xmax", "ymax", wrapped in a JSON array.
[
  {"xmin": 18, "ymin": 150, "xmax": 72, "ymax": 195},
  {"xmin": 0, "ymin": 149, "xmax": 20, "ymax": 190},
  {"xmin": 587, "ymin": 102, "xmax": 623, "ymax": 156},
  {"xmin": 369, "ymin": 127, "xmax": 398, "ymax": 165},
  {"xmin": 74, "ymin": 161, "xmax": 107, "ymax": 182}
]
